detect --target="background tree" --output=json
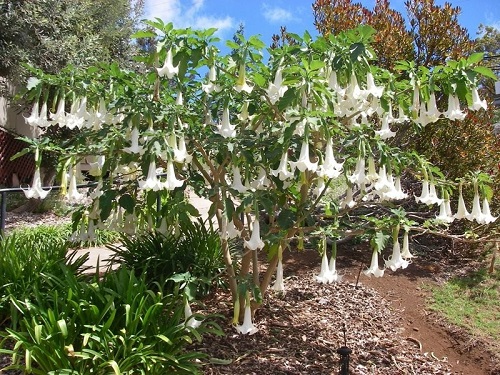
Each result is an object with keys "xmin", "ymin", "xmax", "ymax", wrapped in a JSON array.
[
  {"xmin": 312, "ymin": 0, "xmax": 499, "ymax": 203},
  {"xmin": 0, "ymin": 0, "xmax": 144, "ymax": 83}
]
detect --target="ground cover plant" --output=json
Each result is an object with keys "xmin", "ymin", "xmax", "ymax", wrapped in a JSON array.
[
  {"xmin": 13, "ymin": 18, "xmax": 497, "ymax": 344},
  {"xmin": 1, "ymin": 266, "xmax": 220, "ymax": 374}
]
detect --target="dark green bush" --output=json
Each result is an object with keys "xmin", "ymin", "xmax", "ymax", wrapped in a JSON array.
[{"xmin": 110, "ymin": 219, "xmax": 227, "ymax": 297}]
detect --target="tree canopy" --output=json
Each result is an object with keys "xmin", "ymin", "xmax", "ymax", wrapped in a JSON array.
[{"xmin": 0, "ymin": 0, "xmax": 144, "ymax": 82}]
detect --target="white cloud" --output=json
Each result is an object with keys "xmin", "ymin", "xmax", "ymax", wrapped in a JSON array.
[
  {"xmin": 262, "ymin": 3, "xmax": 296, "ymax": 24},
  {"xmin": 145, "ymin": 0, "xmax": 234, "ymax": 33}
]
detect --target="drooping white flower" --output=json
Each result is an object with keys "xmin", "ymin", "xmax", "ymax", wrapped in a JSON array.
[
  {"xmin": 175, "ymin": 135, "xmax": 191, "ymax": 163},
  {"xmin": 266, "ymin": 67, "xmax": 288, "ymax": 104},
  {"xmin": 317, "ymin": 138, "xmax": 343, "ymax": 179},
  {"xmin": 479, "ymin": 198, "xmax": 497, "ymax": 224},
  {"xmin": 364, "ymin": 250, "xmax": 384, "ymax": 277},
  {"xmin": 164, "ymin": 161, "xmax": 184, "ymax": 190},
  {"xmin": 444, "ymin": 94, "xmax": 466, "ymax": 121},
  {"xmin": 202, "ymin": 65, "xmax": 221, "ymax": 93},
  {"xmin": 250, "ymin": 167, "xmax": 270, "ymax": 190},
  {"xmin": 65, "ymin": 98, "xmax": 86, "ymax": 130},
  {"xmin": 226, "ymin": 220, "xmax": 241, "ymax": 239},
  {"xmin": 244, "ymin": 218, "xmax": 265, "ymax": 251},
  {"xmin": 138, "ymin": 160, "xmax": 164, "ymax": 191},
  {"xmin": 385, "ymin": 239, "xmax": 409, "ymax": 271},
  {"xmin": 289, "ymin": 140, "xmax": 318, "ymax": 172},
  {"xmin": 469, "ymin": 87, "xmax": 487, "ymax": 111},
  {"xmin": 328, "ymin": 256, "xmax": 342, "ymax": 282},
  {"xmin": 374, "ymin": 165, "xmax": 391, "ymax": 193},
  {"xmin": 401, "ymin": 231, "xmax": 414, "ymax": 259},
  {"xmin": 424, "ymin": 93, "xmax": 441, "ymax": 123},
  {"xmin": 50, "ymin": 97, "xmax": 66, "ymax": 126},
  {"xmin": 215, "ymin": 107, "xmax": 237, "ymax": 138},
  {"xmin": 365, "ymin": 72, "xmax": 384, "ymax": 98},
  {"xmin": 271, "ymin": 152, "xmax": 294, "ymax": 181},
  {"xmin": 157, "ymin": 48, "xmax": 179, "ymax": 79},
  {"xmin": 328, "ymin": 70, "xmax": 345, "ymax": 96},
  {"xmin": 394, "ymin": 104, "xmax": 409, "ymax": 123},
  {"xmin": 66, "ymin": 166, "xmax": 84, "ymax": 202},
  {"xmin": 348, "ymin": 157, "xmax": 366, "ymax": 187},
  {"xmin": 393, "ymin": 177, "xmax": 408, "ymax": 200},
  {"xmin": 25, "ymin": 101, "xmax": 41, "ymax": 127},
  {"xmin": 315, "ymin": 250, "xmax": 335, "ymax": 284},
  {"xmin": 340, "ymin": 186, "xmax": 356, "ymax": 209},
  {"xmin": 234, "ymin": 63, "xmax": 253, "ymax": 94},
  {"xmin": 184, "ymin": 300, "xmax": 202, "ymax": 329},
  {"xmin": 375, "ymin": 114, "xmax": 396, "ymax": 139},
  {"xmin": 22, "ymin": 168, "xmax": 50, "ymax": 199},
  {"xmin": 230, "ymin": 166, "xmax": 248, "ymax": 193},
  {"xmin": 415, "ymin": 180, "xmax": 442, "ymax": 206},
  {"xmin": 436, "ymin": 199, "xmax": 454, "ymax": 223},
  {"xmin": 455, "ymin": 186, "xmax": 470, "ymax": 220},
  {"xmin": 124, "ymin": 127, "xmax": 144, "ymax": 154},
  {"xmin": 272, "ymin": 258, "xmax": 285, "ymax": 291},
  {"xmin": 236, "ymin": 303, "xmax": 258, "ymax": 335}
]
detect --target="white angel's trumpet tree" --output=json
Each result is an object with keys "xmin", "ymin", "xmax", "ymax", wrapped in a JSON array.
[{"xmin": 20, "ymin": 24, "xmax": 494, "ymax": 326}]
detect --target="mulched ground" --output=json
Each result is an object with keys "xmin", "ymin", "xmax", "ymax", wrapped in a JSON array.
[{"xmin": 193, "ymin": 244, "xmax": 499, "ymax": 375}]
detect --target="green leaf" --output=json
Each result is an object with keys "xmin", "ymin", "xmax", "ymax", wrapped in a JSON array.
[
  {"xmin": 473, "ymin": 66, "xmax": 497, "ymax": 80},
  {"xmin": 277, "ymin": 209, "xmax": 295, "ymax": 230},
  {"xmin": 119, "ymin": 194, "xmax": 135, "ymax": 214},
  {"xmin": 131, "ymin": 30, "xmax": 157, "ymax": 39},
  {"xmin": 466, "ymin": 52, "xmax": 484, "ymax": 65},
  {"xmin": 370, "ymin": 232, "xmax": 389, "ymax": 252}
]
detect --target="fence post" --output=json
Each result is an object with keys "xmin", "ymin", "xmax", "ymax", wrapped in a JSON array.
[{"xmin": 0, "ymin": 191, "xmax": 6, "ymax": 235}]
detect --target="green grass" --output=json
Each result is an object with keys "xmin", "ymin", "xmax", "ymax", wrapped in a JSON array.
[{"xmin": 429, "ymin": 259, "xmax": 500, "ymax": 350}]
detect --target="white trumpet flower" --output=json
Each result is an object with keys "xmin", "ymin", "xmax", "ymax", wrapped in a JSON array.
[
  {"xmin": 401, "ymin": 231, "xmax": 414, "ymax": 259},
  {"xmin": 290, "ymin": 140, "xmax": 318, "ymax": 172},
  {"xmin": 315, "ymin": 250, "xmax": 335, "ymax": 284},
  {"xmin": 22, "ymin": 168, "xmax": 51, "ymax": 199},
  {"xmin": 138, "ymin": 161, "xmax": 164, "ymax": 191},
  {"xmin": 365, "ymin": 72, "xmax": 384, "ymax": 98},
  {"xmin": 66, "ymin": 166, "xmax": 84, "ymax": 202},
  {"xmin": 479, "ymin": 198, "xmax": 497, "ymax": 224},
  {"xmin": 271, "ymin": 152, "xmax": 294, "ymax": 181},
  {"xmin": 318, "ymin": 138, "xmax": 343, "ymax": 179},
  {"xmin": 202, "ymin": 65, "xmax": 221, "ymax": 93},
  {"xmin": 124, "ymin": 127, "xmax": 144, "ymax": 154},
  {"xmin": 272, "ymin": 258, "xmax": 285, "ymax": 291},
  {"xmin": 250, "ymin": 167, "xmax": 271, "ymax": 190},
  {"xmin": 375, "ymin": 114, "xmax": 396, "ymax": 139},
  {"xmin": 215, "ymin": 108, "xmax": 237, "ymax": 138},
  {"xmin": 236, "ymin": 304, "xmax": 258, "ymax": 335},
  {"xmin": 157, "ymin": 49, "xmax": 179, "ymax": 79},
  {"xmin": 385, "ymin": 240, "xmax": 409, "ymax": 271},
  {"xmin": 444, "ymin": 94, "xmax": 466, "ymax": 121},
  {"xmin": 244, "ymin": 218, "xmax": 265, "ymax": 251},
  {"xmin": 164, "ymin": 161, "xmax": 184, "ymax": 191},
  {"xmin": 266, "ymin": 67, "xmax": 288, "ymax": 104},
  {"xmin": 469, "ymin": 87, "xmax": 487, "ymax": 111},
  {"xmin": 364, "ymin": 250, "xmax": 384, "ymax": 277},
  {"xmin": 348, "ymin": 157, "xmax": 366, "ymax": 187},
  {"xmin": 455, "ymin": 187, "xmax": 470, "ymax": 220},
  {"xmin": 230, "ymin": 167, "xmax": 248, "ymax": 193}
]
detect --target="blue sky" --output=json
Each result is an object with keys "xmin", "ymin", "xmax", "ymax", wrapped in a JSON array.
[{"xmin": 144, "ymin": 0, "xmax": 500, "ymax": 46}]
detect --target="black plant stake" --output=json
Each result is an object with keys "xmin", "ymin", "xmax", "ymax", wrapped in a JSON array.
[{"xmin": 337, "ymin": 323, "xmax": 352, "ymax": 375}]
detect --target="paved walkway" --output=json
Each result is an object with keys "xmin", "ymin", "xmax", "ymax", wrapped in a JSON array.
[{"xmin": 75, "ymin": 193, "xmax": 214, "ymax": 273}]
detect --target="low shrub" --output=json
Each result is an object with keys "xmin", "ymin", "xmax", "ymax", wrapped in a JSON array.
[
  {"xmin": 0, "ymin": 267, "xmax": 221, "ymax": 374},
  {"xmin": 110, "ymin": 219, "xmax": 227, "ymax": 297}
]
